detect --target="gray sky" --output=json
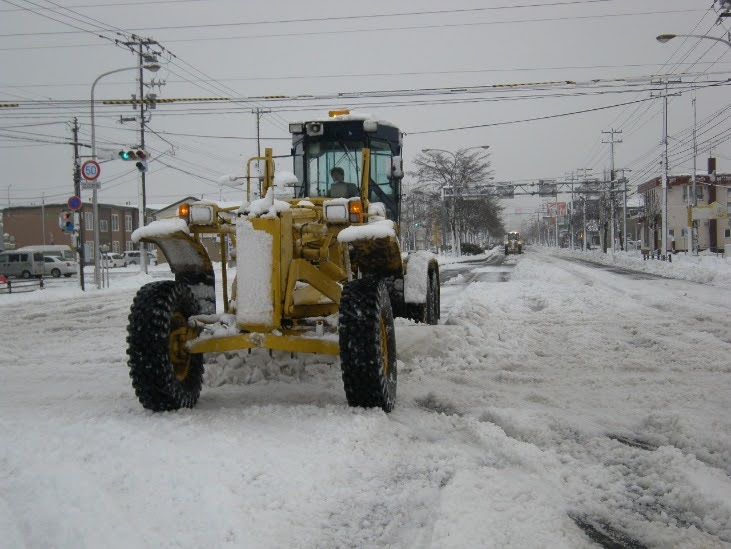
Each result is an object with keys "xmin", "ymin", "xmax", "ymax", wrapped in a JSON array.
[{"xmin": 1, "ymin": 0, "xmax": 729, "ymax": 229}]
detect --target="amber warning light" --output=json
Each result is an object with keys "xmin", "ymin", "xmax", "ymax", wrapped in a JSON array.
[{"xmin": 178, "ymin": 204, "xmax": 190, "ymax": 219}]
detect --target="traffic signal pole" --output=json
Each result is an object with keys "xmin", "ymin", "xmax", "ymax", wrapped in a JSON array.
[
  {"xmin": 72, "ymin": 118, "xmax": 85, "ymax": 290},
  {"xmin": 137, "ymin": 41, "xmax": 149, "ymax": 274}
]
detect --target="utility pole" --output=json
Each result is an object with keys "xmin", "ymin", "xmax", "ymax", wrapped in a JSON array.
[
  {"xmin": 565, "ymin": 171, "xmax": 576, "ymax": 249},
  {"xmin": 602, "ymin": 129, "xmax": 622, "ymax": 254},
  {"xmin": 72, "ymin": 117, "xmax": 85, "ymax": 291},
  {"xmin": 252, "ymin": 107, "xmax": 271, "ymax": 159},
  {"xmin": 661, "ymin": 81, "xmax": 669, "ymax": 258},
  {"xmin": 577, "ymin": 167, "xmax": 593, "ymax": 251},
  {"xmin": 691, "ymin": 91, "xmax": 698, "ymax": 254},
  {"xmin": 123, "ymin": 36, "xmax": 160, "ymax": 274}
]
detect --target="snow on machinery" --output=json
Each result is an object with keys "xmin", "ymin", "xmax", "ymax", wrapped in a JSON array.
[
  {"xmin": 126, "ymin": 111, "xmax": 440, "ymax": 413},
  {"xmin": 504, "ymin": 231, "xmax": 523, "ymax": 255}
]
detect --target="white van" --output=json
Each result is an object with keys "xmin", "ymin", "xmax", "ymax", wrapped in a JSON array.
[
  {"xmin": 18, "ymin": 245, "xmax": 75, "ymax": 262},
  {"xmin": 0, "ymin": 250, "xmax": 46, "ymax": 278}
]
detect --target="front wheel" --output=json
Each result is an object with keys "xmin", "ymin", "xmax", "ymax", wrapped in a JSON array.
[
  {"xmin": 339, "ymin": 278, "xmax": 397, "ymax": 412},
  {"xmin": 21, "ymin": 270, "xmax": 31, "ymax": 279},
  {"xmin": 127, "ymin": 281, "xmax": 204, "ymax": 411},
  {"xmin": 51, "ymin": 268, "xmax": 61, "ymax": 278}
]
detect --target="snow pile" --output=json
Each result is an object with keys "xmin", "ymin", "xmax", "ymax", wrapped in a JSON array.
[
  {"xmin": 549, "ymin": 246, "xmax": 731, "ymax": 286},
  {"xmin": 243, "ymin": 189, "xmax": 291, "ymax": 218},
  {"xmin": 204, "ymin": 350, "xmax": 337, "ymax": 388},
  {"xmin": 131, "ymin": 217, "xmax": 189, "ymax": 243},
  {"xmin": 404, "ymin": 250, "xmax": 435, "ymax": 304},
  {"xmin": 337, "ymin": 220, "xmax": 396, "ymax": 242},
  {"xmin": 235, "ymin": 219, "xmax": 273, "ymax": 325}
]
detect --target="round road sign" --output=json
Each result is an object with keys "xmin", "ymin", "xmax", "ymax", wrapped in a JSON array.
[
  {"xmin": 81, "ymin": 160, "xmax": 101, "ymax": 181},
  {"xmin": 68, "ymin": 196, "xmax": 82, "ymax": 211}
]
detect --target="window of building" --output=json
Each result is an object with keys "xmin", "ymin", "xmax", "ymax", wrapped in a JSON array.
[
  {"xmin": 85, "ymin": 212, "xmax": 93, "ymax": 231},
  {"xmin": 100, "ymin": 219, "xmax": 108, "ymax": 232},
  {"xmin": 112, "ymin": 241, "xmax": 120, "ymax": 253},
  {"xmin": 112, "ymin": 214, "xmax": 119, "ymax": 232},
  {"xmin": 125, "ymin": 215, "xmax": 132, "ymax": 231},
  {"xmin": 682, "ymin": 186, "xmax": 705, "ymax": 200},
  {"xmin": 85, "ymin": 240, "xmax": 94, "ymax": 258},
  {"xmin": 126, "ymin": 241, "xmax": 135, "ymax": 251},
  {"xmin": 146, "ymin": 215, "xmax": 154, "ymax": 225},
  {"xmin": 725, "ymin": 229, "xmax": 731, "ymax": 238},
  {"xmin": 668, "ymin": 229, "xmax": 675, "ymax": 238}
]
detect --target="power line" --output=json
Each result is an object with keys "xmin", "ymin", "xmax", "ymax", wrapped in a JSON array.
[{"xmin": 0, "ymin": 1, "xmax": 665, "ymax": 37}]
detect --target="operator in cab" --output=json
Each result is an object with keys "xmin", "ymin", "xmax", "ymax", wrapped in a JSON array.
[{"xmin": 328, "ymin": 167, "xmax": 360, "ymax": 198}]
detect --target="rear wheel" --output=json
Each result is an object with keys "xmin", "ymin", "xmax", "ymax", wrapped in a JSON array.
[
  {"xmin": 339, "ymin": 277, "xmax": 397, "ymax": 412},
  {"xmin": 127, "ymin": 281, "xmax": 204, "ymax": 411}
]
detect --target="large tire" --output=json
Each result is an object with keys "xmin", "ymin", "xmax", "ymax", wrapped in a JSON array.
[
  {"xmin": 339, "ymin": 277, "xmax": 397, "ymax": 412},
  {"xmin": 504, "ymin": 246, "xmax": 509, "ymax": 255},
  {"xmin": 126, "ymin": 281, "xmax": 204, "ymax": 411}
]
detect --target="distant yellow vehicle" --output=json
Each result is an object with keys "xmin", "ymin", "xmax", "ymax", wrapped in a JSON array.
[{"xmin": 504, "ymin": 232, "xmax": 523, "ymax": 255}]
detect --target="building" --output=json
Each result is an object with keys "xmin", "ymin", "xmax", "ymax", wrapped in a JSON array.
[
  {"xmin": 1, "ymin": 202, "xmax": 147, "ymax": 263},
  {"xmin": 637, "ymin": 173, "xmax": 731, "ymax": 253}
]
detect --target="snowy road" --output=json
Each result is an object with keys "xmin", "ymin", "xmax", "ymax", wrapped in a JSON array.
[{"xmin": 1, "ymin": 249, "xmax": 729, "ymax": 548}]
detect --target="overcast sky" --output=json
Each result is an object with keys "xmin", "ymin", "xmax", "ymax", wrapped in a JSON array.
[{"xmin": 1, "ymin": 0, "xmax": 729, "ymax": 228}]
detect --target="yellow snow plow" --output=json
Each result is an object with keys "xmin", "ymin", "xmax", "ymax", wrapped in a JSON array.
[{"xmin": 126, "ymin": 112, "xmax": 440, "ymax": 413}]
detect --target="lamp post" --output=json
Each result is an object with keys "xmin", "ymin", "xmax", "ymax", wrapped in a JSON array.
[
  {"xmin": 90, "ymin": 64, "xmax": 159, "ymax": 289},
  {"xmin": 658, "ymin": 32, "xmax": 730, "ymax": 255},
  {"xmin": 656, "ymin": 33, "xmax": 731, "ymax": 49},
  {"xmin": 421, "ymin": 146, "xmax": 490, "ymax": 257}
]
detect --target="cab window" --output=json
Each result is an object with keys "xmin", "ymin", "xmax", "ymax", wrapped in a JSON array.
[
  {"xmin": 369, "ymin": 140, "xmax": 398, "ymax": 219},
  {"xmin": 304, "ymin": 140, "xmax": 363, "ymax": 198}
]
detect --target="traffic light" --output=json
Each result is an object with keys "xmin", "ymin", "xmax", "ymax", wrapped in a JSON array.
[
  {"xmin": 119, "ymin": 149, "xmax": 148, "ymax": 172},
  {"xmin": 59, "ymin": 211, "xmax": 74, "ymax": 233}
]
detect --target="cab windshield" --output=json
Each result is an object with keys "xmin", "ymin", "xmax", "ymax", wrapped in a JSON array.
[{"xmin": 304, "ymin": 140, "xmax": 363, "ymax": 198}]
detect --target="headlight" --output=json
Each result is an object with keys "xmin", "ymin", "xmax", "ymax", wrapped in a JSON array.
[{"xmin": 189, "ymin": 204, "xmax": 215, "ymax": 225}]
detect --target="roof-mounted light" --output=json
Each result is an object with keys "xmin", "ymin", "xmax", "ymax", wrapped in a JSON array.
[{"xmin": 329, "ymin": 109, "xmax": 350, "ymax": 118}]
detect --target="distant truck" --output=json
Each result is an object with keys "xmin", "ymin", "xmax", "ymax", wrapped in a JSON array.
[
  {"xmin": 504, "ymin": 232, "xmax": 523, "ymax": 255},
  {"xmin": 17, "ymin": 245, "xmax": 75, "ymax": 262}
]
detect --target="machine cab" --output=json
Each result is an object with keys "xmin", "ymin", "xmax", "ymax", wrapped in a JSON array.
[{"xmin": 289, "ymin": 111, "xmax": 403, "ymax": 221}]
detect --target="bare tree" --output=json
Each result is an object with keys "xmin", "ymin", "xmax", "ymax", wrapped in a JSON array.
[{"xmin": 407, "ymin": 148, "xmax": 503, "ymax": 254}]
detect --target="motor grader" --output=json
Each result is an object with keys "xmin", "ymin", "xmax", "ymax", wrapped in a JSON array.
[
  {"xmin": 504, "ymin": 231, "xmax": 523, "ymax": 255},
  {"xmin": 126, "ymin": 111, "xmax": 440, "ymax": 413}
]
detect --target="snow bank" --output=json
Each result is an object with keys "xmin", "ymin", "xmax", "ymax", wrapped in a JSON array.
[{"xmin": 549, "ymin": 246, "xmax": 731, "ymax": 286}]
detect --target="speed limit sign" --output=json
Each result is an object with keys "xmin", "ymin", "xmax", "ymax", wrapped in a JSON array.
[{"xmin": 81, "ymin": 160, "xmax": 101, "ymax": 181}]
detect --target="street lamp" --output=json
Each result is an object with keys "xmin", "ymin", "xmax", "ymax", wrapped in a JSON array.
[
  {"xmin": 655, "ymin": 32, "xmax": 729, "ymax": 257},
  {"xmin": 420, "ymin": 146, "xmax": 490, "ymax": 257},
  {"xmin": 656, "ymin": 33, "xmax": 731, "ymax": 49},
  {"xmin": 90, "ymin": 63, "xmax": 159, "ymax": 289}
]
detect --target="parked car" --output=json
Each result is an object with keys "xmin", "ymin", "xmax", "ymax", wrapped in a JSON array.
[
  {"xmin": 18, "ymin": 245, "xmax": 75, "ymax": 262},
  {"xmin": 43, "ymin": 255, "xmax": 77, "ymax": 278},
  {"xmin": 122, "ymin": 250, "xmax": 157, "ymax": 266},
  {"xmin": 0, "ymin": 250, "xmax": 45, "ymax": 278},
  {"xmin": 102, "ymin": 253, "xmax": 125, "ymax": 268}
]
